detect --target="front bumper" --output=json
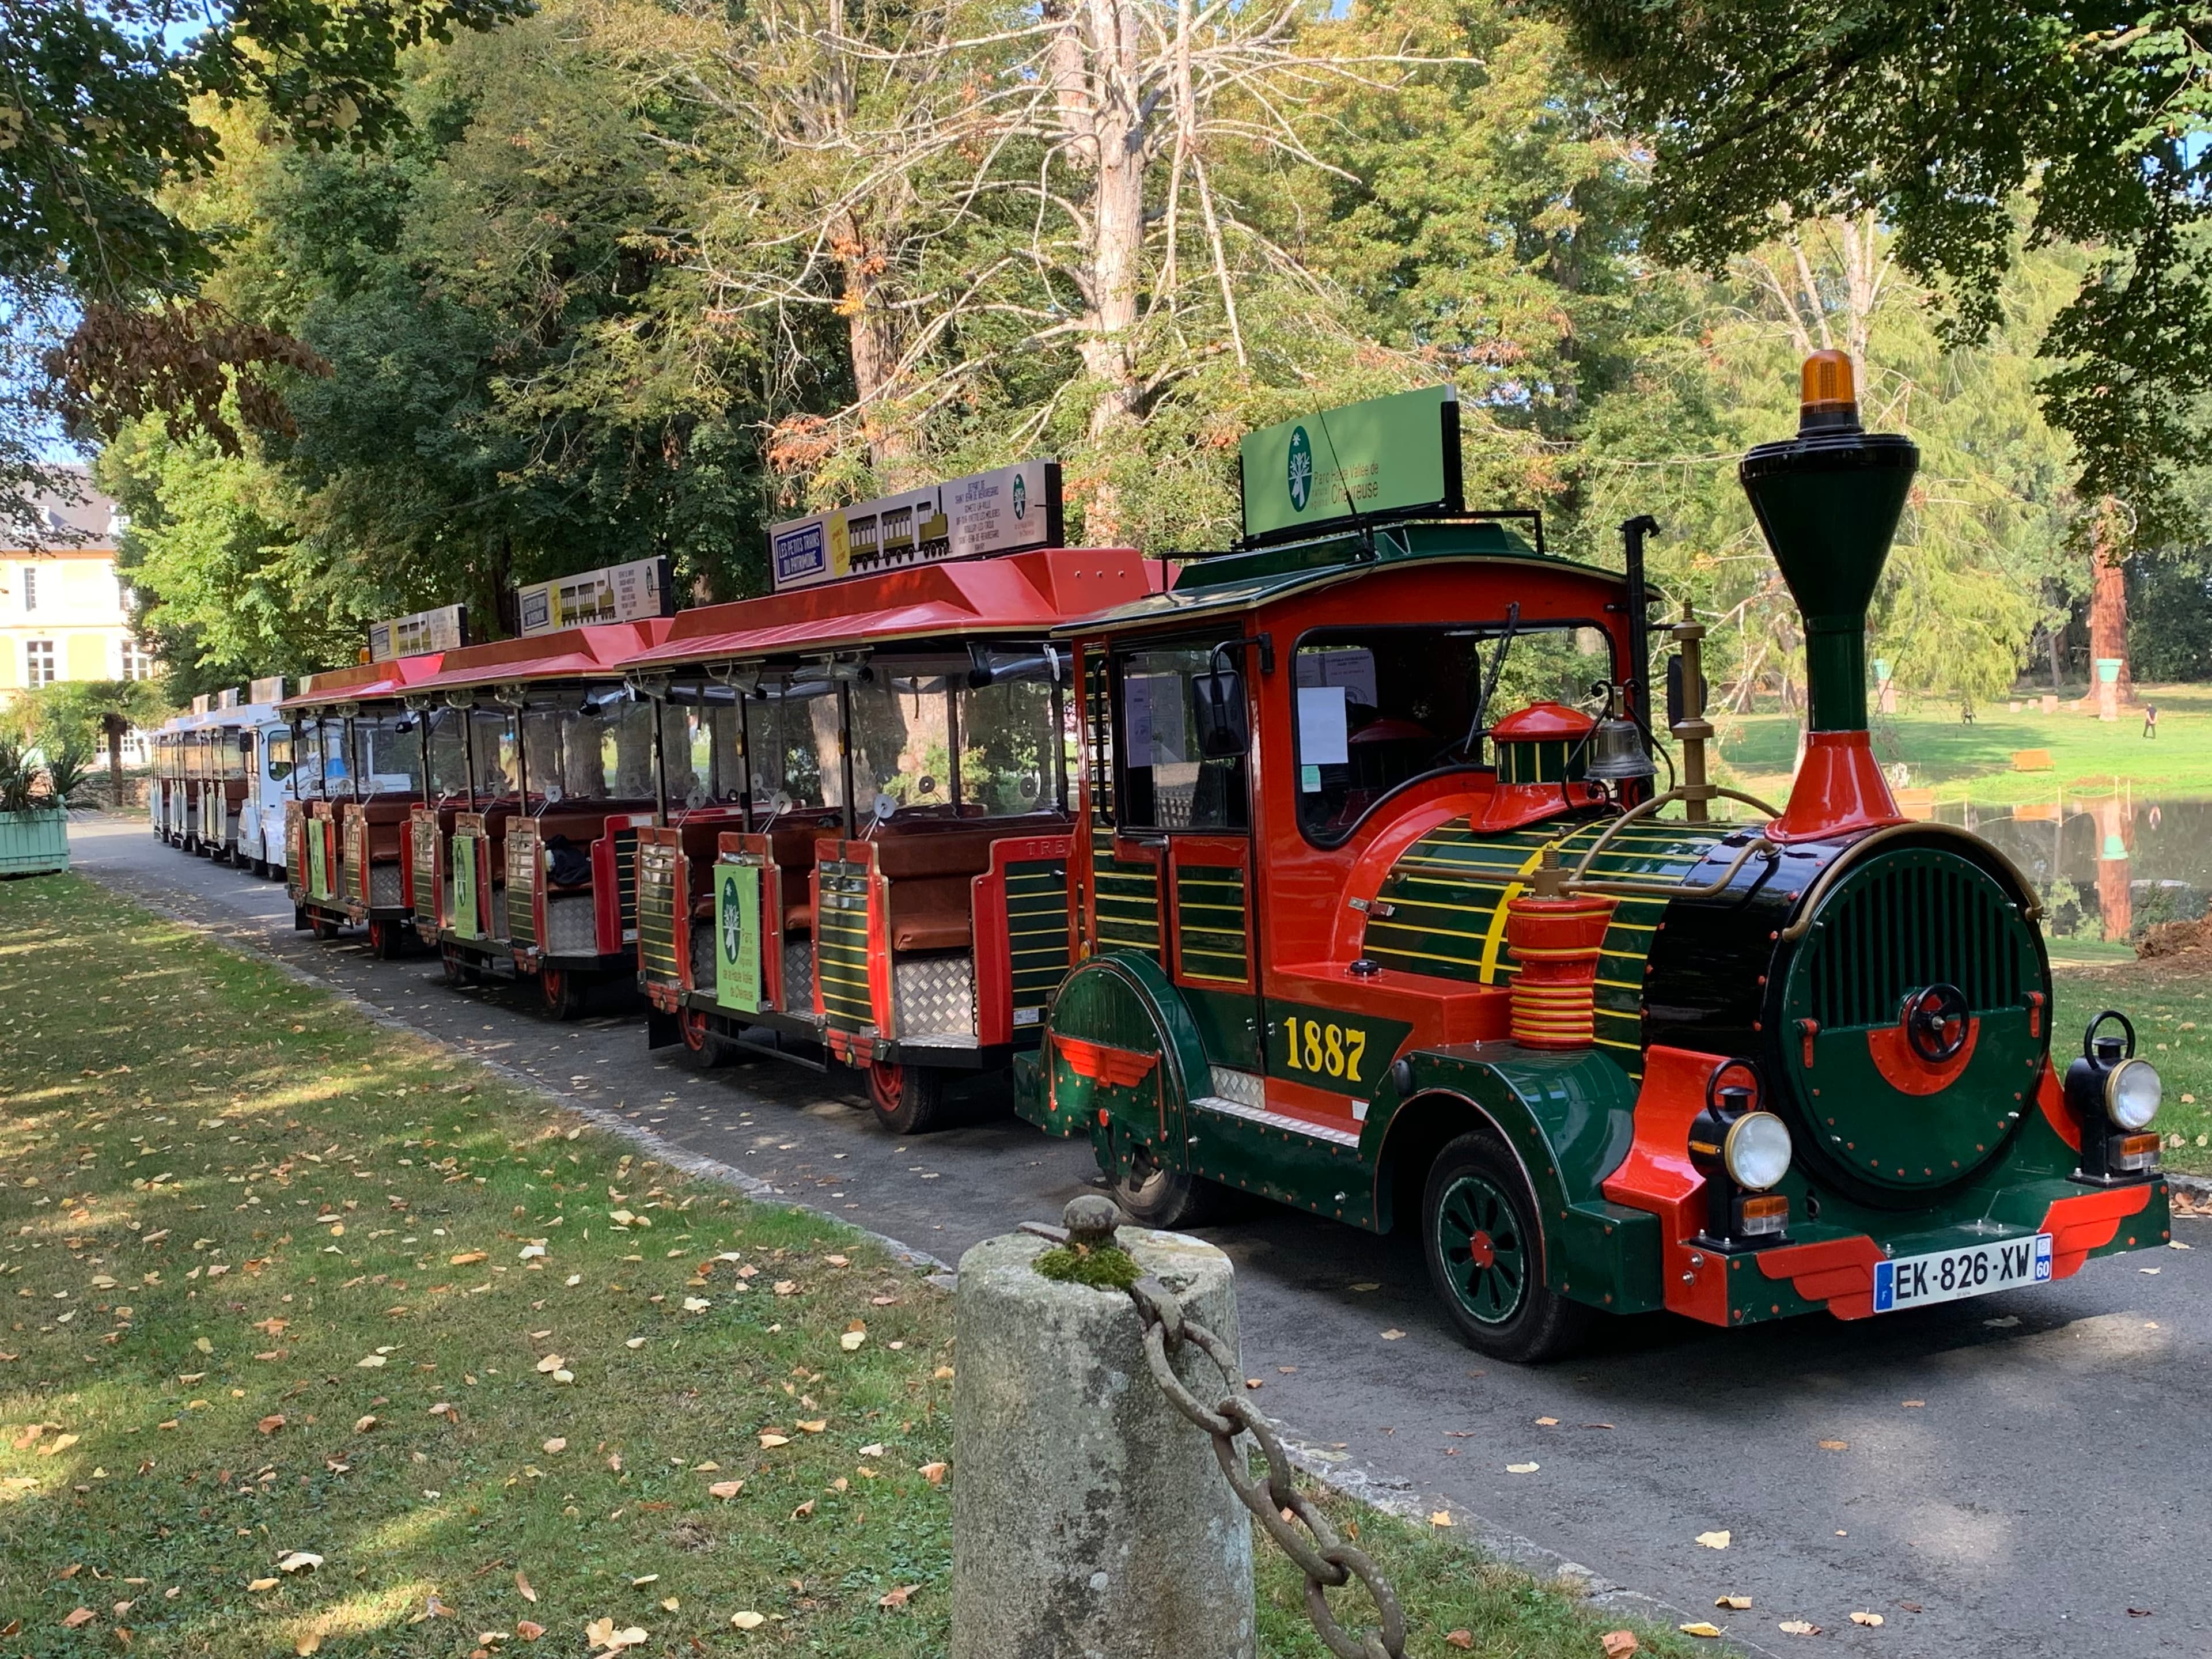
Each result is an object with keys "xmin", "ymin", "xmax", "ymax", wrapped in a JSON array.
[{"xmin": 1680, "ymin": 1176, "xmax": 2169, "ymax": 1327}]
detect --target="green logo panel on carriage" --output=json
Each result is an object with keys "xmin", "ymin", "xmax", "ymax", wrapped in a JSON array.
[
  {"xmin": 451, "ymin": 832, "xmax": 481, "ymax": 940},
  {"xmin": 715, "ymin": 862, "xmax": 764, "ymax": 1013}
]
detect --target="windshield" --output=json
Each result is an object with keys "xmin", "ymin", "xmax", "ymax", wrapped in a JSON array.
[
  {"xmin": 355, "ymin": 713, "xmax": 425, "ymax": 795},
  {"xmin": 745, "ymin": 683, "xmax": 835, "ymax": 811},
  {"xmin": 845, "ymin": 663, "xmax": 1068, "ymax": 816},
  {"xmin": 1290, "ymin": 622, "xmax": 1615, "ymax": 846},
  {"xmin": 266, "ymin": 728, "xmax": 294, "ymax": 782}
]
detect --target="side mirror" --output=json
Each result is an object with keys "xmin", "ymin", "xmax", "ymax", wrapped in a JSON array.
[{"xmin": 1194, "ymin": 668, "xmax": 1248, "ymax": 760}]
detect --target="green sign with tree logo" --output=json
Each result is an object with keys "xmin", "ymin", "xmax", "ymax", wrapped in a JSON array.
[
  {"xmin": 714, "ymin": 861, "xmax": 764, "ymax": 1012},
  {"xmin": 1238, "ymin": 385, "xmax": 1461, "ymax": 546}
]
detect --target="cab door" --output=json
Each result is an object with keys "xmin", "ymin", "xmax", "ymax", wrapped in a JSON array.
[{"xmin": 1109, "ymin": 636, "xmax": 1262, "ymax": 1084}]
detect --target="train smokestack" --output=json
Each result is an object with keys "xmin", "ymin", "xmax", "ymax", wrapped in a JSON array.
[{"xmin": 1740, "ymin": 350, "xmax": 1918, "ymax": 842}]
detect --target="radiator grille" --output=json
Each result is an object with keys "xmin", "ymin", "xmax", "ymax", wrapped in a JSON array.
[
  {"xmin": 507, "ymin": 823, "xmax": 540, "ymax": 950},
  {"xmin": 1802, "ymin": 850, "xmax": 2027, "ymax": 1030},
  {"xmin": 1174, "ymin": 863, "xmax": 1248, "ymax": 984},
  {"xmin": 1006, "ymin": 858, "xmax": 1071, "ymax": 1009},
  {"xmin": 816, "ymin": 858, "xmax": 874, "ymax": 1029},
  {"xmin": 636, "ymin": 839, "xmax": 682, "ymax": 982},
  {"xmin": 1092, "ymin": 826, "xmax": 1162, "ymax": 962},
  {"xmin": 410, "ymin": 817, "xmax": 439, "ymax": 929},
  {"xmin": 612, "ymin": 829, "xmax": 640, "ymax": 937}
]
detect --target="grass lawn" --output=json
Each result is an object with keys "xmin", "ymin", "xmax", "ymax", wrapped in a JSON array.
[
  {"xmin": 0, "ymin": 874, "xmax": 1717, "ymax": 1659},
  {"xmin": 2052, "ymin": 953, "xmax": 2212, "ymax": 1175},
  {"xmin": 1707, "ymin": 683, "xmax": 2212, "ymax": 807}
]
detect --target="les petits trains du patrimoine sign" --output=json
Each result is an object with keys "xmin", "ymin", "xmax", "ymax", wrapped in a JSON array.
[
  {"xmin": 768, "ymin": 460, "xmax": 1066, "ymax": 593},
  {"xmin": 1239, "ymin": 384, "xmax": 1464, "ymax": 546}
]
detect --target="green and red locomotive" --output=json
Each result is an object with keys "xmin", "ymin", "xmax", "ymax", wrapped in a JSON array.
[{"xmin": 1023, "ymin": 361, "xmax": 2171, "ymax": 1359}]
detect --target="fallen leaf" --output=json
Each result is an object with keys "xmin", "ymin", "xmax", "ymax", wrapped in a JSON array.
[
  {"xmin": 1983, "ymin": 1315, "xmax": 2020, "ymax": 1328},
  {"xmin": 450, "ymin": 1251, "xmax": 488, "ymax": 1266},
  {"xmin": 295, "ymin": 1634, "xmax": 321, "ymax": 1655},
  {"xmin": 1535, "ymin": 1416, "xmax": 1558, "ymax": 1426},
  {"xmin": 516, "ymin": 1622, "xmax": 545, "ymax": 1642},
  {"xmin": 56, "ymin": 1564, "xmax": 82, "ymax": 1580},
  {"xmin": 1505, "ymin": 1462, "xmax": 1539, "ymax": 1475},
  {"xmin": 1817, "ymin": 1440, "xmax": 1847, "ymax": 1452},
  {"xmin": 758, "ymin": 1434, "xmax": 790, "ymax": 1449},
  {"xmin": 62, "ymin": 1609, "xmax": 96, "ymax": 1629},
  {"xmin": 933, "ymin": 1366, "xmax": 954, "ymax": 1380},
  {"xmin": 1715, "ymin": 1594, "xmax": 1751, "ymax": 1610},
  {"xmin": 1850, "ymin": 1612, "xmax": 1884, "ymax": 1627},
  {"xmin": 681, "ymin": 1298, "xmax": 709, "ymax": 1313},
  {"xmin": 258, "ymin": 1415, "xmax": 286, "ymax": 1435},
  {"xmin": 708, "ymin": 1480, "xmax": 744, "ymax": 1500},
  {"xmin": 919, "ymin": 1461, "xmax": 948, "ymax": 1485},
  {"xmin": 535, "ymin": 1355, "xmax": 565, "ymax": 1375},
  {"xmin": 277, "ymin": 1552, "xmax": 323, "ymax": 1574},
  {"xmin": 516, "ymin": 1571, "xmax": 537, "ymax": 1604},
  {"xmin": 542, "ymin": 1439, "xmax": 566, "ymax": 1455},
  {"xmin": 1600, "ymin": 1634, "xmax": 1638, "ymax": 1659},
  {"xmin": 790, "ymin": 1499, "xmax": 815, "ymax": 1518},
  {"xmin": 840, "ymin": 1331, "xmax": 866, "ymax": 1352},
  {"xmin": 356, "ymin": 1355, "xmax": 387, "ymax": 1369},
  {"xmin": 41, "ymin": 1433, "xmax": 80, "ymax": 1456},
  {"xmin": 1444, "ymin": 1633, "xmax": 1474, "ymax": 1651},
  {"xmin": 1901, "ymin": 1399, "xmax": 1923, "ymax": 1408},
  {"xmin": 1695, "ymin": 1530, "xmax": 1730, "ymax": 1550},
  {"xmin": 1428, "ymin": 1510, "xmax": 1452, "ymax": 1527},
  {"xmin": 355, "ymin": 1415, "xmax": 378, "ymax": 1434},
  {"xmin": 1777, "ymin": 1621, "xmax": 1820, "ymax": 1637},
  {"xmin": 877, "ymin": 1585, "xmax": 917, "ymax": 1610},
  {"xmin": 796, "ymin": 1419, "xmax": 826, "ymax": 1434},
  {"xmin": 193, "ymin": 1338, "xmax": 212, "ymax": 1355},
  {"xmin": 630, "ymin": 1575, "xmax": 659, "ymax": 1589},
  {"xmin": 248, "ymin": 1578, "xmax": 279, "ymax": 1593},
  {"xmin": 1380, "ymin": 1328, "xmax": 1406, "ymax": 1340},
  {"xmin": 1679, "ymin": 1623, "xmax": 1724, "ymax": 1639},
  {"xmin": 729, "ymin": 1612, "xmax": 765, "ymax": 1631},
  {"xmin": 858, "ymin": 1443, "xmax": 885, "ymax": 1457},
  {"xmin": 624, "ymin": 1338, "xmax": 645, "ymax": 1351},
  {"xmin": 1897, "ymin": 1601, "xmax": 1923, "ymax": 1613}
]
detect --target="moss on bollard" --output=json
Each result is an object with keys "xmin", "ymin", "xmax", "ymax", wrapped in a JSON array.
[{"xmin": 1033, "ymin": 1240, "xmax": 1142, "ymax": 1290}]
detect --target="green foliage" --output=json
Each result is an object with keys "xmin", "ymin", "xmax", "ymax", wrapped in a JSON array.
[
  {"xmin": 9, "ymin": 679, "xmax": 173, "ymax": 759},
  {"xmin": 2130, "ymin": 555, "xmax": 2212, "ymax": 683},
  {"xmin": 1539, "ymin": 0, "xmax": 2212, "ymax": 538}
]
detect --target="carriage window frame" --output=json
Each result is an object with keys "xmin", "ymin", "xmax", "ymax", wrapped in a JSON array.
[
  {"xmin": 1108, "ymin": 632, "xmax": 1252, "ymax": 835},
  {"xmin": 1287, "ymin": 616, "xmax": 1617, "ymax": 850}
]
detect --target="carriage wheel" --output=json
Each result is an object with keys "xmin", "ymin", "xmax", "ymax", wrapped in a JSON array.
[
  {"xmin": 866, "ymin": 1062, "xmax": 946, "ymax": 1135},
  {"xmin": 440, "ymin": 942, "xmax": 475, "ymax": 988},
  {"xmin": 540, "ymin": 967, "xmax": 586, "ymax": 1022},
  {"xmin": 367, "ymin": 919, "xmax": 404, "ymax": 960},
  {"xmin": 675, "ymin": 1005, "xmax": 736, "ymax": 1069}
]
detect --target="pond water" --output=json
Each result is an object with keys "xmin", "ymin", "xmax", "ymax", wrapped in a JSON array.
[{"xmin": 1933, "ymin": 796, "xmax": 2212, "ymax": 943}]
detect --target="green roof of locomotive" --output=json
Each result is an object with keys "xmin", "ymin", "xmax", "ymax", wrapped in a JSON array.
[{"xmin": 1060, "ymin": 513, "xmax": 1620, "ymax": 635}]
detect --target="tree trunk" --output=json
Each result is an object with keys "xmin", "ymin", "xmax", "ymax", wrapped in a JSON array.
[
  {"xmin": 107, "ymin": 718, "xmax": 124, "ymax": 808},
  {"xmin": 2047, "ymin": 623, "xmax": 2063, "ymax": 690},
  {"xmin": 2085, "ymin": 495, "xmax": 2131, "ymax": 706},
  {"xmin": 834, "ymin": 209, "xmax": 918, "ymax": 482}
]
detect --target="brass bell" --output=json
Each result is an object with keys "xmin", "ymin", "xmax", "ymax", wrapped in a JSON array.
[{"xmin": 1584, "ymin": 710, "xmax": 1656, "ymax": 783}]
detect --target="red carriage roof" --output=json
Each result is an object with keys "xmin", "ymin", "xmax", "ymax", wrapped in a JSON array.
[{"xmin": 618, "ymin": 547, "xmax": 1157, "ymax": 671}]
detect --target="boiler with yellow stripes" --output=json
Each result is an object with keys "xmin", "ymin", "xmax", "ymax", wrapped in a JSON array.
[{"xmin": 1357, "ymin": 812, "xmax": 1729, "ymax": 1077}]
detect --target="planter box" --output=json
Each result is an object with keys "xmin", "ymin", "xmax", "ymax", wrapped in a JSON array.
[{"xmin": 0, "ymin": 809, "xmax": 70, "ymax": 876}]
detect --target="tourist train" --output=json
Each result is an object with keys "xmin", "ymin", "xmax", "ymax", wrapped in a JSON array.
[{"xmin": 144, "ymin": 358, "xmax": 2171, "ymax": 1358}]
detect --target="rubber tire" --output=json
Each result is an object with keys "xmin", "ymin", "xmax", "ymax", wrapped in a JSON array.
[
  {"xmin": 540, "ymin": 967, "xmax": 585, "ymax": 1021},
  {"xmin": 867, "ymin": 1062, "xmax": 946, "ymax": 1135},
  {"xmin": 440, "ymin": 942, "xmax": 475, "ymax": 988},
  {"xmin": 1109, "ymin": 1146, "xmax": 1217, "ymax": 1230},
  {"xmin": 1421, "ymin": 1130, "xmax": 1596, "ymax": 1363},
  {"xmin": 312, "ymin": 912, "xmax": 342, "ymax": 942},
  {"xmin": 675, "ymin": 1005, "xmax": 737, "ymax": 1069},
  {"xmin": 367, "ymin": 919, "xmax": 403, "ymax": 960}
]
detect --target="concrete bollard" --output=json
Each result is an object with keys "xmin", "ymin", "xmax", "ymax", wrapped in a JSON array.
[{"xmin": 950, "ymin": 1206, "xmax": 1255, "ymax": 1659}]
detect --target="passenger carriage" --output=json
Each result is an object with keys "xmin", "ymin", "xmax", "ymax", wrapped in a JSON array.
[
  {"xmin": 183, "ymin": 692, "xmax": 286, "ymax": 865},
  {"xmin": 281, "ymin": 655, "xmax": 445, "ymax": 949},
  {"xmin": 616, "ymin": 541, "xmax": 1157, "ymax": 1132},
  {"xmin": 404, "ymin": 618, "xmax": 675, "ymax": 1017},
  {"xmin": 1027, "ymin": 370, "xmax": 2173, "ymax": 1359}
]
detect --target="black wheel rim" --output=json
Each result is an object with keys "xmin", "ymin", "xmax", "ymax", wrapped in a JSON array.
[{"xmin": 1435, "ymin": 1171, "xmax": 1528, "ymax": 1327}]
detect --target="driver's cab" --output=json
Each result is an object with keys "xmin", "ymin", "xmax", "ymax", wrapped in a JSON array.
[{"xmin": 1053, "ymin": 513, "xmax": 1637, "ymax": 1146}]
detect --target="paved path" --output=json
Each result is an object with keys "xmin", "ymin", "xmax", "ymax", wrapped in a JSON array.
[{"xmin": 65, "ymin": 816, "xmax": 2211, "ymax": 1657}]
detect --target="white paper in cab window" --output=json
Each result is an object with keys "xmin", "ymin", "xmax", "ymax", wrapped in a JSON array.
[
  {"xmin": 1294, "ymin": 647, "xmax": 1378, "ymax": 707},
  {"xmin": 1298, "ymin": 685, "xmax": 1350, "ymax": 766},
  {"xmin": 1126, "ymin": 673, "xmax": 1187, "ymax": 764}
]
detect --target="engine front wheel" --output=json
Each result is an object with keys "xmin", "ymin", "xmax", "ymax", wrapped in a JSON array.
[
  {"xmin": 1421, "ymin": 1130, "xmax": 1595, "ymax": 1363},
  {"xmin": 866, "ymin": 1062, "xmax": 946, "ymax": 1135}
]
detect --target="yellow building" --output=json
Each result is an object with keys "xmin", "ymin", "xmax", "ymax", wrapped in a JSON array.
[{"xmin": 0, "ymin": 470, "xmax": 157, "ymax": 701}]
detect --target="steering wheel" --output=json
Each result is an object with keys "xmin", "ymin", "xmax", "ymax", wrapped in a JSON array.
[{"xmin": 1902, "ymin": 984, "xmax": 1971, "ymax": 1064}]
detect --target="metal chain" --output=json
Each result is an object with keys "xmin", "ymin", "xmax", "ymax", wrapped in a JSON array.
[{"xmin": 1128, "ymin": 1277, "xmax": 1407, "ymax": 1659}]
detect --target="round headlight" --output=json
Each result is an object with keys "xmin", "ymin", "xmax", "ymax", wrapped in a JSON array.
[
  {"xmin": 2106, "ymin": 1058, "xmax": 2162, "ymax": 1131},
  {"xmin": 1723, "ymin": 1111, "xmax": 1793, "ymax": 1191}
]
